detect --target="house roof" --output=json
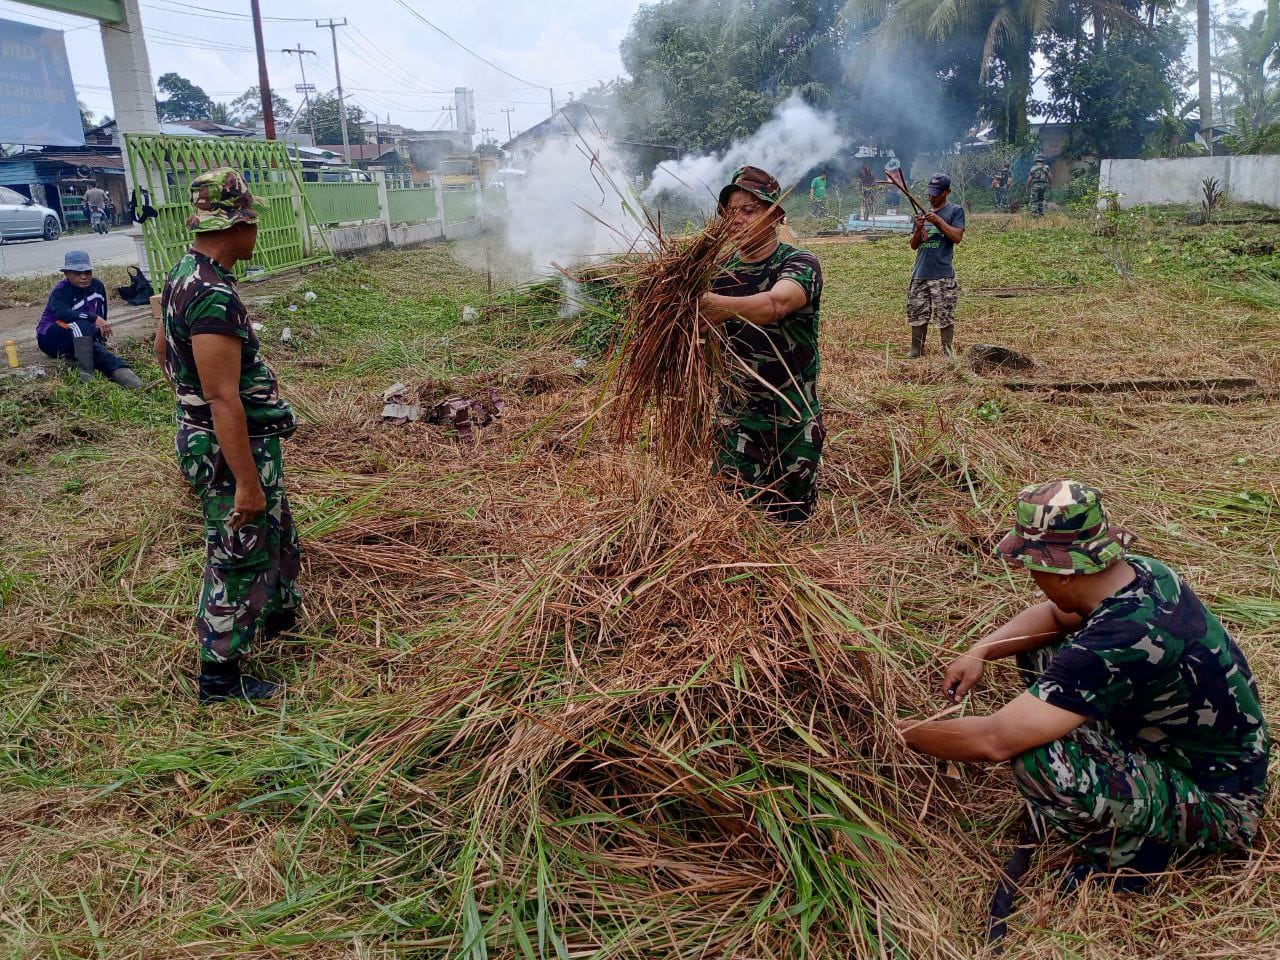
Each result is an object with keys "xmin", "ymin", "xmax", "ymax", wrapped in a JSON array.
[{"xmin": 503, "ymin": 100, "xmax": 597, "ymax": 151}]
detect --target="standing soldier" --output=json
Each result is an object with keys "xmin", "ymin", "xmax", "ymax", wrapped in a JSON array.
[
  {"xmin": 1027, "ymin": 154, "xmax": 1052, "ymax": 217},
  {"xmin": 154, "ymin": 168, "xmax": 302, "ymax": 703},
  {"xmin": 907, "ymin": 173, "xmax": 965, "ymax": 359},
  {"xmin": 700, "ymin": 166, "xmax": 825, "ymax": 523},
  {"xmin": 992, "ymin": 163, "xmax": 1012, "ymax": 212}
]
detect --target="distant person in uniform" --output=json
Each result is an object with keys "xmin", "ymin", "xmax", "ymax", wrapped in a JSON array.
[
  {"xmin": 1027, "ymin": 155, "xmax": 1052, "ymax": 217},
  {"xmin": 35, "ymin": 250, "xmax": 142, "ymax": 388}
]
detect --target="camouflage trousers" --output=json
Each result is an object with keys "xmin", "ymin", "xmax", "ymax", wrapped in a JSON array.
[
  {"xmin": 1011, "ymin": 647, "xmax": 1264, "ymax": 869},
  {"xmin": 993, "ymin": 187, "xmax": 1009, "ymax": 212},
  {"xmin": 714, "ymin": 412, "xmax": 825, "ymax": 523},
  {"xmin": 1030, "ymin": 186, "xmax": 1047, "ymax": 216},
  {"xmin": 176, "ymin": 425, "xmax": 302, "ymax": 664},
  {"xmin": 907, "ymin": 278, "xmax": 958, "ymax": 329}
]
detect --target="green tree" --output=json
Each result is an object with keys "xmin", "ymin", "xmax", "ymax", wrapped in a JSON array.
[
  {"xmin": 1042, "ymin": 18, "xmax": 1188, "ymax": 159},
  {"xmin": 155, "ymin": 72, "xmax": 213, "ymax": 121},
  {"xmin": 844, "ymin": 0, "xmax": 1145, "ymax": 142},
  {"xmin": 209, "ymin": 102, "xmax": 233, "ymax": 124},
  {"xmin": 294, "ymin": 95, "xmax": 367, "ymax": 145},
  {"xmin": 229, "ymin": 86, "xmax": 295, "ymax": 128},
  {"xmin": 617, "ymin": 0, "xmax": 843, "ymax": 153},
  {"xmin": 1217, "ymin": 0, "xmax": 1280, "ymax": 129}
]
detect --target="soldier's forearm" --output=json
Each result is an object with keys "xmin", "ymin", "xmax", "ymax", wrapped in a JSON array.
[{"xmin": 971, "ymin": 601, "xmax": 1077, "ymax": 661}]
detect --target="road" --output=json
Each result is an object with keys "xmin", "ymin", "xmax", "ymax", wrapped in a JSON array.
[{"xmin": 0, "ymin": 230, "xmax": 140, "ymax": 278}]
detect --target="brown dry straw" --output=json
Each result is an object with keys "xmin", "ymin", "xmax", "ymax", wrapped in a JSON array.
[{"xmin": 606, "ymin": 215, "xmax": 735, "ymax": 466}]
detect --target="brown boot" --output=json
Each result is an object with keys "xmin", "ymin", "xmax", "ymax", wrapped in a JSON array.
[{"xmin": 907, "ymin": 325, "xmax": 926, "ymax": 358}]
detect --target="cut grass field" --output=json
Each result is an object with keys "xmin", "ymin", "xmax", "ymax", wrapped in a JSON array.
[{"xmin": 1, "ymin": 210, "xmax": 1278, "ymax": 959}]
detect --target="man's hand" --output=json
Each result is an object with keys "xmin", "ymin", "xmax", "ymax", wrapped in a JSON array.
[
  {"xmin": 96, "ymin": 317, "xmax": 113, "ymax": 338},
  {"xmin": 943, "ymin": 651, "xmax": 986, "ymax": 702},
  {"xmin": 229, "ymin": 481, "xmax": 266, "ymax": 530}
]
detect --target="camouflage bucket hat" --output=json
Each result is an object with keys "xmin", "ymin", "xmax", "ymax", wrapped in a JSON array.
[
  {"xmin": 186, "ymin": 167, "xmax": 257, "ymax": 233},
  {"xmin": 717, "ymin": 165, "xmax": 782, "ymax": 211},
  {"xmin": 995, "ymin": 480, "xmax": 1134, "ymax": 575}
]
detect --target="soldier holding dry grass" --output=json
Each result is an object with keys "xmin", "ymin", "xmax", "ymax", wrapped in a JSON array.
[
  {"xmin": 155, "ymin": 168, "xmax": 302, "ymax": 704},
  {"xmin": 699, "ymin": 166, "xmax": 824, "ymax": 523},
  {"xmin": 899, "ymin": 481, "xmax": 1270, "ymax": 891}
]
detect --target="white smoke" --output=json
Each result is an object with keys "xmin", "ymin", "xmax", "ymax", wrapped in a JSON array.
[
  {"xmin": 486, "ymin": 95, "xmax": 845, "ymax": 278},
  {"xmin": 643, "ymin": 95, "xmax": 846, "ymax": 210},
  {"xmin": 498, "ymin": 132, "xmax": 648, "ymax": 277}
]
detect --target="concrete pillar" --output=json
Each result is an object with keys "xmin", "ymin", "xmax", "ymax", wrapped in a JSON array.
[
  {"xmin": 373, "ymin": 168, "xmax": 390, "ymax": 225},
  {"xmin": 100, "ymin": 0, "xmax": 158, "ymax": 271},
  {"xmin": 434, "ymin": 173, "xmax": 445, "ymax": 228}
]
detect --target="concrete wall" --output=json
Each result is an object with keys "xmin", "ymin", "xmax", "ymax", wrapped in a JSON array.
[
  {"xmin": 1100, "ymin": 156, "xmax": 1280, "ymax": 208},
  {"xmin": 315, "ymin": 216, "xmax": 479, "ymax": 256}
]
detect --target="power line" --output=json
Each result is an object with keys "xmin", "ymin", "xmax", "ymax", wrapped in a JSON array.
[
  {"xmin": 348, "ymin": 24, "xmax": 449, "ymax": 93},
  {"xmin": 144, "ymin": 0, "xmax": 315, "ymax": 22},
  {"xmin": 388, "ymin": 0, "xmax": 543, "ymax": 88}
]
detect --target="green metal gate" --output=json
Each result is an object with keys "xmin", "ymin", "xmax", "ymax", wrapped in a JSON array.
[{"xmin": 124, "ymin": 134, "xmax": 331, "ymax": 280}]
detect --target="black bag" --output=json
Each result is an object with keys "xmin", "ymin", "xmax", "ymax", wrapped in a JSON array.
[
  {"xmin": 116, "ymin": 266, "xmax": 155, "ymax": 306},
  {"xmin": 129, "ymin": 187, "xmax": 158, "ymax": 224}
]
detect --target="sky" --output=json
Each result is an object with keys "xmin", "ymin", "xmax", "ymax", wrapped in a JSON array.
[
  {"xmin": 0, "ymin": 0, "xmax": 647, "ymax": 142},
  {"xmin": 0, "ymin": 0, "xmax": 1272, "ymax": 147}
]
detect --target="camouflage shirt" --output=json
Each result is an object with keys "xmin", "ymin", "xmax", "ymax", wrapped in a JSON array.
[
  {"xmin": 1030, "ymin": 555, "xmax": 1270, "ymax": 795},
  {"xmin": 1028, "ymin": 163, "xmax": 1051, "ymax": 187},
  {"xmin": 711, "ymin": 242, "xmax": 822, "ymax": 424},
  {"xmin": 162, "ymin": 250, "xmax": 296, "ymax": 438}
]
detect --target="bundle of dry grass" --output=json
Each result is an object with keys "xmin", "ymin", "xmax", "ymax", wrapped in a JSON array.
[{"xmin": 605, "ymin": 216, "xmax": 735, "ymax": 466}]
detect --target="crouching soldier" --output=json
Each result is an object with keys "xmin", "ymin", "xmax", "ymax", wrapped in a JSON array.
[
  {"xmin": 899, "ymin": 481, "xmax": 1269, "ymax": 890},
  {"xmin": 156, "ymin": 168, "xmax": 302, "ymax": 703}
]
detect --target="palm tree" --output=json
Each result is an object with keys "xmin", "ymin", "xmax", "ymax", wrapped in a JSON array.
[
  {"xmin": 1218, "ymin": 0, "xmax": 1280, "ymax": 130},
  {"xmin": 843, "ymin": 0, "xmax": 1143, "ymax": 141},
  {"xmin": 1197, "ymin": 0, "xmax": 1214, "ymax": 152}
]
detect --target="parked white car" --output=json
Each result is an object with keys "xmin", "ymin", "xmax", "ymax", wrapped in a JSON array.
[{"xmin": 0, "ymin": 186, "xmax": 62, "ymax": 241}]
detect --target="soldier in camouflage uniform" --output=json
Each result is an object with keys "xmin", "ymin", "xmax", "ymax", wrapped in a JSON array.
[
  {"xmin": 900, "ymin": 481, "xmax": 1269, "ymax": 887},
  {"xmin": 153, "ymin": 167, "xmax": 301, "ymax": 703},
  {"xmin": 700, "ymin": 166, "xmax": 824, "ymax": 523},
  {"xmin": 1027, "ymin": 154, "xmax": 1052, "ymax": 217}
]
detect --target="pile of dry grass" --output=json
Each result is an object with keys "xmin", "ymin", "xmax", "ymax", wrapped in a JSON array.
[{"xmin": 602, "ymin": 216, "xmax": 734, "ymax": 466}]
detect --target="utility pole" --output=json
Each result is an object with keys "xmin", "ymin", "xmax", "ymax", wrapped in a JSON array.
[
  {"xmin": 500, "ymin": 106, "xmax": 515, "ymax": 142},
  {"xmin": 282, "ymin": 45, "xmax": 317, "ymax": 145},
  {"xmin": 480, "ymin": 127, "xmax": 494, "ymax": 146},
  {"xmin": 250, "ymin": 0, "xmax": 275, "ymax": 139},
  {"xmin": 316, "ymin": 18, "xmax": 350, "ymax": 162}
]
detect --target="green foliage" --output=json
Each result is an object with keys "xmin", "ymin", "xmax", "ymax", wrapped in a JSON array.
[
  {"xmin": 155, "ymin": 72, "xmax": 213, "ymax": 122},
  {"xmin": 1041, "ymin": 19, "xmax": 1189, "ymax": 160},
  {"xmin": 229, "ymin": 86, "xmax": 295, "ymax": 128},
  {"xmin": 1219, "ymin": 105, "xmax": 1280, "ymax": 153},
  {"xmin": 294, "ymin": 95, "xmax": 367, "ymax": 146},
  {"xmin": 618, "ymin": 0, "xmax": 842, "ymax": 153}
]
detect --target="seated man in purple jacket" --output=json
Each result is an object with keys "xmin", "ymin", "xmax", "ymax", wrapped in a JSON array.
[{"xmin": 36, "ymin": 250, "xmax": 142, "ymax": 388}]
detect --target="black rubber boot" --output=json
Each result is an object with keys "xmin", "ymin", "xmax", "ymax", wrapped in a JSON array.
[
  {"xmin": 198, "ymin": 659, "xmax": 280, "ymax": 704},
  {"xmin": 110, "ymin": 367, "xmax": 143, "ymax": 389},
  {"xmin": 72, "ymin": 335, "xmax": 95, "ymax": 382},
  {"xmin": 907, "ymin": 325, "xmax": 926, "ymax": 359},
  {"xmin": 1061, "ymin": 838, "xmax": 1172, "ymax": 894},
  {"xmin": 940, "ymin": 325, "xmax": 955, "ymax": 359}
]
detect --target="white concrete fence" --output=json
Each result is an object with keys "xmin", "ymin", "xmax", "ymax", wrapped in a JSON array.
[{"xmin": 1100, "ymin": 156, "xmax": 1280, "ymax": 209}]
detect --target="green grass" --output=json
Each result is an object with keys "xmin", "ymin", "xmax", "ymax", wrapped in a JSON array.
[{"xmin": 1, "ymin": 215, "xmax": 1279, "ymax": 958}]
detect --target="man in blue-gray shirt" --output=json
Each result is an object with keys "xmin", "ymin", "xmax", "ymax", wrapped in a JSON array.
[{"xmin": 907, "ymin": 173, "xmax": 965, "ymax": 358}]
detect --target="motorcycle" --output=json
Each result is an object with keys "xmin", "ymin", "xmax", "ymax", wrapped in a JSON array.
[{"xmin": 89, "ymin": 204, "xmax": 108, "ymax": 234}]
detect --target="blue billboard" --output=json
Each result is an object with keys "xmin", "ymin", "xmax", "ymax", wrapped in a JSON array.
[{"xmin": 0, "ymin": 18, "xmax": 85, "ymax": 147}]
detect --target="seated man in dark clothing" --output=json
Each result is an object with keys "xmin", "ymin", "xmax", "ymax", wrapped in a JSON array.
[
  {"xmin": 899, "ymin": 480, "xmax": 1270, "ymax": 888},
  {"xmin": 36, "ymin": 250, "xmax": 142, "ymax": 388}
]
